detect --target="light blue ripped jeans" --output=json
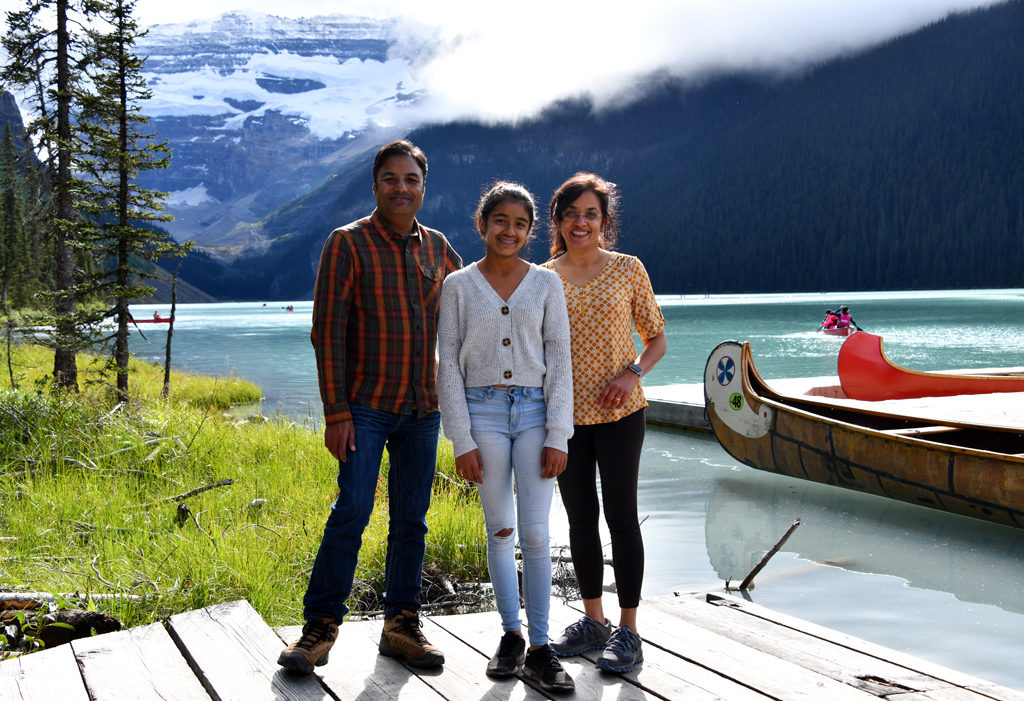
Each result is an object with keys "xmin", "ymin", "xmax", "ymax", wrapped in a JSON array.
[{"xmin": 466, "ymin": 385, "xmax": 555, "ymax": 647}]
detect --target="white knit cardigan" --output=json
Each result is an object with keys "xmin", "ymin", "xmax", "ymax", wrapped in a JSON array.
[{"xmin": 437, "ymin": 261, "xmax": 574, "ymax": 457}]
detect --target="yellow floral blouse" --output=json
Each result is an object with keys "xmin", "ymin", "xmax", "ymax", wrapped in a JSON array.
[{"xmin": 544, "ymin": 252, "xmax": 665, "ymax": 426}]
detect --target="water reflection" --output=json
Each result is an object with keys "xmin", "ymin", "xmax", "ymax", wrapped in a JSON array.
[{"xmin": 704, "ymin": 472, "xmax": 1024, "ymax": 615}]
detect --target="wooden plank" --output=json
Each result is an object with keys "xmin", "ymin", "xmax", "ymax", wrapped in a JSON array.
[
  {"xmin": 646, "ymin": 594, "xmax": 954, "ymax": 696},
  {"xmin": 563, "ymin": 595, "xmax": 877, "ymax": 700},
  {"xmin": 897, "ymin": 690, "xmax": 1024, "ymax": 701},
  {"xmin": 544, "ymin": 597, "xmax": 771, "ymax": 701},
  {"xmin": 278, "ymin": 619, "xmax": 446, "ymax": 700},
  {"xmin": 881, "ymin": 426, "xmax": 961, "ymax": 436},
  {"xmin": 72, "ymin": 622, "xmax": 210, "ymax": 700},
  {"xmin": 695, "ymin": 593, "xmax": 1024, "ymax": 701},
  {"xmin": 0, "ymin": 644, "xmax": 89, "ymax": 701},
  {"xmin": 168, "ymin": 600, "xmax": 328, "ymax": 700}
]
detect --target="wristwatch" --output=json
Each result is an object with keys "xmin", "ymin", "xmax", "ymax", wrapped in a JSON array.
[{"xmin": 626, "ymin": 363, "xmax": 643, "ymax": 377}]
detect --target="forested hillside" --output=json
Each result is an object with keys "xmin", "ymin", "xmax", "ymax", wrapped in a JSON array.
[{"xmin": 181, "ymin": 0, "xmax": 1024, "ymax": 298}]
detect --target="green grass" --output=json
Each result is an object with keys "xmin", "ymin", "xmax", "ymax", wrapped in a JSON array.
[{"xmin": 0, "ymin": 343, "xmax": 487, "ymax": 640}]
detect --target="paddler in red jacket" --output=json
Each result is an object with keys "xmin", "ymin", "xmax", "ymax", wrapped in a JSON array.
[{"xmin": 820, "ymin": 309, "xmax": 838, "ymax": 330}]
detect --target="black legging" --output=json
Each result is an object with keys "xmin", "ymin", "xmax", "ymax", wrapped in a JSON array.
[{"xmin": 557, "ymin": 408, "xmax": 645, "ymax": 609}]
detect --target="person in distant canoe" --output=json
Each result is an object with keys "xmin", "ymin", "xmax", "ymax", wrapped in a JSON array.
[
  {"xmin": 437, "ymin": 181, "xmax": 575, "ymax": 693},
  {"xmin": 278, "ymin": 140, "xmax": 462, "ymax": 675},
  {"xmin": 153, "ymin": 311, "xmax": 162, "ymax": 320},
  {"xmin": 543, "ymin": 173, "xmax": 667, "ymax": 675},
  {"xmin": 836, "ymin": 305, "xmax": 859, "ymax": 330},
  {"xmin": 820, "ymin": 309, "xmax": 838, "ymax": 330}
]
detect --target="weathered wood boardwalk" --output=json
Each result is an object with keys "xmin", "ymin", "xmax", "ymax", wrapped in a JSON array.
[{"xmin": 3, "ymin": 591, "xmax": 1021, "ymax": 700}]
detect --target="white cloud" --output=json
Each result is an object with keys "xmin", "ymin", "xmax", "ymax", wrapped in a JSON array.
[
  {"xmin": 378, "ymin": 0, "xmax": 1003, "ymax": 123},
  {"xmin": 3, "ymin": 0, "xmax": 1006, "ymax": 126}
]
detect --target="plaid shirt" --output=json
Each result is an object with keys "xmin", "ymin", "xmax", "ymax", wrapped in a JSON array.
[{"xmin": 311, "ymin": 210, "xmax": 462, "ymax": 425}]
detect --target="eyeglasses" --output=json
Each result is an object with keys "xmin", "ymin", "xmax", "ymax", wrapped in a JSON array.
[{"xmin": 562, "ymin": 210, "xmax": 601, "ymax": 223}]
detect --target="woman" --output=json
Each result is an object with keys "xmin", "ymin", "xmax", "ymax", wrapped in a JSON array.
[
  {"xmin": 437, "ymin": 182, "xmax": 575, "ymax": 693},
  {"xmin": 543, "ymin": 173, "xmax": 667, "ymax": 674}
]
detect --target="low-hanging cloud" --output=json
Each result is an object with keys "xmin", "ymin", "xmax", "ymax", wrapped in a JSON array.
[{"xmin": 375, "ymin": 0, "xmax": 1004, "ymax": 125}]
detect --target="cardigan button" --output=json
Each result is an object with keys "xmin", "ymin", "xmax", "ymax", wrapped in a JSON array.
[
  {"xmin": 501, "ymin": 306, "xmax": 510, "ymax": 315},
  {"xmin": 502, "ymin": 338, "xmax": 511, "ymax": 346},
  {"xmin": 503, "ymin": 370, "xmax": 512, "ymax": 379}
]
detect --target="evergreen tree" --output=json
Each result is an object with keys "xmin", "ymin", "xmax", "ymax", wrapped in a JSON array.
[
  {"xmin": 76, "ymin": 0, "xmax": 189, "ymax": 402},
  {"xmin": 0, "ymin": 123, "xmax": 20, "ymax": 305},
  {"xmin": 1, "ymin": 0, "xmax": 96, "ymax": 389}
]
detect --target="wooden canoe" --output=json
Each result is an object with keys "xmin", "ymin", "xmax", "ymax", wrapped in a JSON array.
[
  {"xmin": 704, "ymin": 339, "xmax": 1024, "ymax": 529},
  {"xmin": 838, "ymin": 331, "xmax": 1024, "ymax": 400}
]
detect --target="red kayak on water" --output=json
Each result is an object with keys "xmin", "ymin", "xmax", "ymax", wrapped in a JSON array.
[
  {"xmin": 820, "ymin": 326, "xmax": 856, "ymax": 337},
  {"xmin": 838, "ymin": 331, "xmax": 1024, "ymax": 400}
]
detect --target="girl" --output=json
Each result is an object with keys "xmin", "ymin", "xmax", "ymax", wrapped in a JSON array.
[{"xmin": 437, "ymin": 181, "xmax": 575, "ymax": 693}]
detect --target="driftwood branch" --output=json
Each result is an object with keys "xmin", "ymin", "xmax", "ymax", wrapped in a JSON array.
[
  {"xmin": 0, "ymin": 592, "xmax": 141, "ymax": 607},
  {"xmin": 90, "ymin": 555, "xmax": 115, "ymax": 589},
  {"xmin": 130, "ymin": 478, "xmax": 234, "ymax": 509},
  {"xmin": 730, "ymin": 518, "xmax": 801, "ymax": 591}
]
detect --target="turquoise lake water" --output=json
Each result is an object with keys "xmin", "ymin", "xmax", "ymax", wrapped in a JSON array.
[{"xmin": 129, "ymin": 289, "xmax": 1024, "ymax": 690}]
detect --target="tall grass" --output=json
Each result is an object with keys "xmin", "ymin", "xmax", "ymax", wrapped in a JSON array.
[{"xmin": 0, "ymin": 344, "xmax": 486, "ymax": 632}]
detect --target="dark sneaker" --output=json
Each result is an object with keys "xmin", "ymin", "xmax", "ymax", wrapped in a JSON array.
[
  {"xmin": 523, "ymin": 644, "xmax": 575, "ymax": 694},
  {"xmin": 486, "ymin": 631, "xmax": 526, "ymax": 678},
  {"xmin": 597, "ymin": 626, "xmax": 643, "ymax": 673},
  {"xmin": 550, "ymin": 614, "xmax": 612, "ymax": 656},
  {"xmin": 378, "ymin": 609, "xmax": 445, "ymax": 668},
  {"xmin": 277, "ymin": 617, "xmax": 338, "ymax": 674}
]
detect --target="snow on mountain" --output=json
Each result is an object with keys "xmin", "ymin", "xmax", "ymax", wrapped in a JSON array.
[
  {"xmin": 139, "ymin": 10, "xmax": 421, "ymax": 138},
  {"xmin": 130, "ymin": 10, "xmax": 423, "ymax": 246}
]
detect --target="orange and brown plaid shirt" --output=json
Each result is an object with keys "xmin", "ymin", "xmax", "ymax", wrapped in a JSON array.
[{"xmin": 310, "ymin": 210, "xmax": 462, "ymax": 425}]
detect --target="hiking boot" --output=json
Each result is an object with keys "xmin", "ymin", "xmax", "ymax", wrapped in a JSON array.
[
  {"xmin": 549, "ymin": 614, "xmax": 612, "ymax": 656},
  {"xmin": 486, "ymin": 631, "xmax": 526, "ymax": 679},
  {"xmin": 378, "ymin": 610, "xmax": 445, "ymax": 668},
  {"xmin": 523, "ymin": 644, "xmax": 575, "ymax": 694},
  {"xmin": 597, "ymin": 626, "xmax": 643, "ymax": 673},
  {"xmin": 277, "ymin": 617, "xmax": 338, "ymax": 674}
]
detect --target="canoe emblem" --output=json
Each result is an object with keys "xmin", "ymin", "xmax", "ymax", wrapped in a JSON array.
[
  {"xmin": 706, "ymin": 343, "xmax": 771, "ymax": 439},
  {"xmin": 716, "ymin": 356, "xmax": 736, "ymax": 385}
]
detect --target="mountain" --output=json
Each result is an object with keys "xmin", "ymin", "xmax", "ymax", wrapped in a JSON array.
[
  {"xmin": 177, "ymin": 0, "xmax": 1024, "ymax": 298},
  {"xmin": 135, "ymin": 10, "xmax": 418, "ymax": 251}
]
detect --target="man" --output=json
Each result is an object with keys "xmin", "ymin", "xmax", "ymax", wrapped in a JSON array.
[{"xmin": 278, "ymin": 140, "xmax": 462, "ymax": 674}]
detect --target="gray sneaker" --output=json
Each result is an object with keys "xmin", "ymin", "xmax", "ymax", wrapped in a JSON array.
[
  {"xmin": 597, "ymin": 626, "xmax": 643, "ymax": 673},
  {"xmin": 549, "ymin": 615, "xmax": 612, "ymax": 656}
]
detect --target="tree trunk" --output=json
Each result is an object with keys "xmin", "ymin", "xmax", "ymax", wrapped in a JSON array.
[
  {"xmin": 52, "ymin": 0, "xmax": 78, "ymax": 390},
  {"xmin": 162, "ymin": 269, "xmax": 177, "ymax": 399}
]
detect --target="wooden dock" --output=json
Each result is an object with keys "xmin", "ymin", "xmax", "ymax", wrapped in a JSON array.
[{"xmin": 3, "ymin": 591, "xmax": 1021, "ymax": 700}]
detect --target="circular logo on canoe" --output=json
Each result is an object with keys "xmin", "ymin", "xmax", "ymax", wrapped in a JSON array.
[
  {"xmin": 716, "ymin": 356, "xmax": 736, "ymax": 386},
  {"xmin": 729, "ymin": 393, "xmax": 744, "ymax": 411}
]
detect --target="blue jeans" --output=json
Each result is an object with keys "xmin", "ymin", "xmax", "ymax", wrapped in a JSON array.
[
  {"xmin": 467, "ymin": 386, "xmax": 555, "ymax": 647},
  {"xmin": 303, "ymin": 404, "xmax": 441, "ymax": 623}
]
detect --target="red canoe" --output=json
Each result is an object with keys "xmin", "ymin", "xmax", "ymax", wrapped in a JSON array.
[
  {"xmin": 820, "ymin": 326, "xmax": 856, "ymax": 337},
  {"xmin": 134, "ymin": 317, "xmax": 171, "ymax": 324},
  {"xmin": 838, "ymin": 331, "xmax": 1024, "ymax": 400}
]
